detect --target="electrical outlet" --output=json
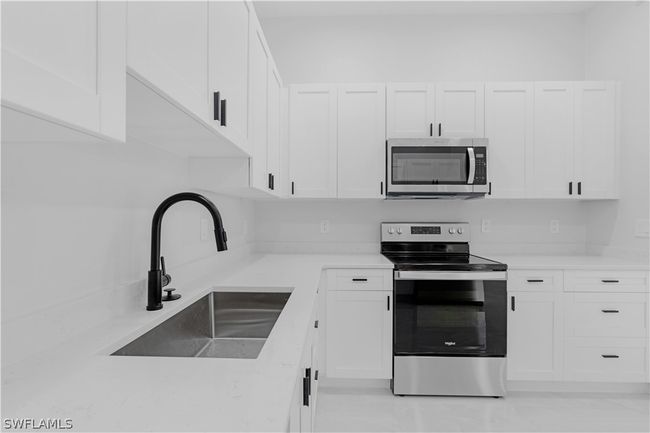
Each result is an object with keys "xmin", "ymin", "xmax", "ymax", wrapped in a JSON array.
[
  {"xmin": 320, "ymin": 220, "xmax": 330, "ymax": 234},
  {"xmin": 635, "ymin": 219, "xmax": 649, "ymax": 238},
  {"xmin": 481, "ymin": 219, "xmax": 491, "ymax": 233},
  {"xmin": 200, "ymin": 218, "xmax": 211, "ymax": 241},
  {"xmin": 550, "ymin": 220, "xmax": 560, "ymax": 234}
]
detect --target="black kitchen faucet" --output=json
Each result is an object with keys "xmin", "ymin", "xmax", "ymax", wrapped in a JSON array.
[{"xmin": 146, "ymin": 192, "xmax": 227, "ymax": 311}]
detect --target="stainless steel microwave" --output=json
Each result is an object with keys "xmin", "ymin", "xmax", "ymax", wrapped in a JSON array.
[{"xmin": 386, "ymin": 138, "xmax": 489, "ymax": 199}]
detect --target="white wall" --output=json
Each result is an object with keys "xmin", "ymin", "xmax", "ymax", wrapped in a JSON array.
[
  {"xmin": 1, "ymin": 139, "xmax": 254, "ymax": 366},
  {"xmin": 583, "ymin": 1, "xmax": 650, "ymax": 259},
  {"xmin": 261, "ymin": 13, "xmax": 586, "ymax": 83},
  {"xmin": 257, "ymin": 10, "xmax": 591, "ymax": 254}
]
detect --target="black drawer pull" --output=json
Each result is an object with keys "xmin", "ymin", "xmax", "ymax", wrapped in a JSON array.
[
  {"xmin": 601, "ymin": 309, "xmax": 620, "ymax": 313},
  {"xmin": 527, "ymin": 279, "xmax": 544, "ymax": 283},
  {"xmin": 578, "ymin": 181, "xmax": 582, "ymax": 195},
  {"xmin": 601, "ymin": 354, "xmax": 619, "ymax": 359},
  {"xmin": 569, "ymin": 182, "xmax": 573, "ymax": 195},
  {"xmin": 387, "ymin": 295, "xmax": 390, "ymax": 311},
  {"xmin": 213, "ymin": 91, "xmax": 220, "ymax": 121},
  {"xmin": 511, "ymin": 296, "xmax": 515, "ymax": 311},
  {"xmin": 429, "ymin": 123, "xmax": 433, "ymax": 137},
  {"xmin": 601, "ymin": 279, "xmax": 620, "ymax": 283},
  {"xmin": 438, "ymin": 123, "xmax": 442, "ymax": 137},
  {"xmin": 291, "ymin": 181, "xmax": 295, "ymax": 195},
  {"xmin": 352, "ymin": 278, "xmax": 368, "ymax": 282},
  {"xmin": 220, "ymin": 99, "xmax": 227, "ymax": 126}
]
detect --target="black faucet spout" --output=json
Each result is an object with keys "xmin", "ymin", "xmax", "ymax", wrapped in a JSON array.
[{"xmin": 146, "ymin": 192, "xmax": 228, "ymax": 311}]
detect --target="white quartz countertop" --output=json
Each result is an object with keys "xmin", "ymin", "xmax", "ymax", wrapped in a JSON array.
[
  {"xmin": 1, "ymin": 254, "xmax": 392, "ymax": 432},
  {"xmin": 493, "ymin": 255, "xmax": 649, "ymax": 271}
]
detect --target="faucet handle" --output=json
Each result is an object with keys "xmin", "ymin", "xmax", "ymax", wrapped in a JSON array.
[{"xmin": 160, "ymin": 256, "xmax": 172, "ymax": 287}]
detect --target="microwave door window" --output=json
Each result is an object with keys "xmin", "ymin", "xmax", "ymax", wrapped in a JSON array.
[{"xmin": 392, "ymin": 147, "xmax": 468, "ymax": 184}]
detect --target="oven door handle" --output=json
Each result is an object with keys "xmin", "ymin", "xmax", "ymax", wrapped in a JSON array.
[
  {"xmin": 395, "ymin": 271, "xmax": 507, "ymax": 281},
  {"xmin": 467, "ymin": 147, "xmax": 476, "ymax": 184}
]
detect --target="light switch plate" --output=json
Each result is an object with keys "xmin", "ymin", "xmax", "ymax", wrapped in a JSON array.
[
  {"xmin": 481, "ymin": 219, "xmax": 491, "ymax": 233},
  {"xmin": 635, "ymin": 219, "xmax": 649, "ymax": 238}
]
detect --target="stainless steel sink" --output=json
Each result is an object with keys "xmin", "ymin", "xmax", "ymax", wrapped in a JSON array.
[{"xmin": 112, "ymin": 291, "xmax": 290, "ymax": 359}]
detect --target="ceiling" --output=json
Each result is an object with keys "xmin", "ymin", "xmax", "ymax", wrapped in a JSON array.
[{"xmin": 253, "ymin": 1, "xmax": 603, "ymax": 19}]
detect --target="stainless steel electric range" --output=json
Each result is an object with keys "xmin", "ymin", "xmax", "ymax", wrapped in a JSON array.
[{"xmin": 381, "ymin": 222, "xmax": 508, "ymax": 397}]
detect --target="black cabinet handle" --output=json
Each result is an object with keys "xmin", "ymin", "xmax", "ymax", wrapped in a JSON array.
[
  {"xmin": 438, "ymin": 123, "xmax": 442, "ymax": 137},
  {"xmin": 578, "ymin": 181, "xmax": 582, "ymax": 195},
  {"xmin": 213, "ymin": 91, "xmax": 220, "ymax": 121},
  {"xmin": 601, "ymin": 279, "xmax": 620, "ymax": 283},
  {"xmin": 352, "ymin": 278, "xmax": 367, "ymax": 282},
  {"xmin": 306, "ymin": 368, "xmax": 311, "ymax": 396},
  {"xmin": 302, "ymin": 376, "xmax": 309, "ymax": 406},
  {"xmin": 380, "ymin": 181, "xmax": 383, "ymax": 195},
  {"xmin": 268, "ymin": 173, "xmax": 273, "ymax": 190},
  {"xmin": 271, "ymin": 174, "xmax": 275, "ymax": 190},
  {"xmin": 601, "ymin": 354, "xmax": 619, "ymax": 359},
  {"xmin": 315, "ymin": 370, "xmax": 319, "ymax": 381},
  {"xmin": 527, "ymin": 279, "xmax": 544, "ymax": 283},
  {"xmin": 601, "ymin": 309, "xmax": 620, "ymax": 313},
  {"xmin": 511, "ymin": 296, "xmax": 515, "ymax": 311},
  {"xmin": 569, "ymin": 182, "xmax": 573, "ymax": 195},
  {"xmin": 488, "ymin": 182, "xmax": 492, "ymax": 195},
  {"xmin": 291, "ymin": 181, "xmax": 295, "ymax": 195},
  {"xmin": 220, "ymin": 99, "xmax": 227, "ymax": 126},
  {"xmin": 387, "ymin": 295, "xmax": 390, "ymax": 311},
  {"xmin": 314, "ymin": 320, "xmax": 319, "ymax": 328},
  {"xmin": 429, "ymin": 123, "xmax": 433, "ymax": 137}
]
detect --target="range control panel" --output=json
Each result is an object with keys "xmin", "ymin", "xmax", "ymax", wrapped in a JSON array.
[{"xmin": 381, "ymin": 222, "xmax": 470, "ymax": 242}]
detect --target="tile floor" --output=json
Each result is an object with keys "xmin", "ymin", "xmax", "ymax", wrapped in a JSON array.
[{"xmin": 315, "ymin": 387, "xmax": 650, "ymax": 432}]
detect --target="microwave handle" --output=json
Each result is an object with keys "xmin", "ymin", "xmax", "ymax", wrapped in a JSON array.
[{"xmin": 467, "ymin": 147, "xmax": 476, "ymax": 184}]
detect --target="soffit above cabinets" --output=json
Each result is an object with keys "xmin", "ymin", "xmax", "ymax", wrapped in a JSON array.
[{"xmin": 254, "ymin": 1, "xmax": 598, "ymax": 20}]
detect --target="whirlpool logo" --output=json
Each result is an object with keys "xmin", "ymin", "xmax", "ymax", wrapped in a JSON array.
[{"xmin": 444, "ymin": 341, "xmax": 456, "ymax": 346}]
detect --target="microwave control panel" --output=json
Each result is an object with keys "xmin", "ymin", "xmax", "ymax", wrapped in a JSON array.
[{"xmin": 473, "ymin": 147, "xmax": 487, "ymax": 185}]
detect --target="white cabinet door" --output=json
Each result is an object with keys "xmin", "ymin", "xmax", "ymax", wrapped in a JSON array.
[
  {"xmin": 326, "ymin": 290, "xmax": 392, "ymax": 379},
  {"xmin": 574, "ymin": 81, "xmax": 618, "ymax": 199},
  {"xmin": 337, "ymin": 84, "xmax": 386, "ymax": 198},
  {"xmin": 507, "ymin": 291, "xmax": 563, "ymax": 381},
  {"xmin": 1, "ymin": 1, "xmax": 125, "ymax": 141},
  {"xmin": 386, "ymin": 83, "xmax": 435, "ymax": 138},
  {"xmin": 435, "ymin": 82, "xmax": 485, "ymax": 137},
  {"xmin": 485, "ymin": 82, "xmax": 533, "ymax": 198},
  {"xmin": 267, "ymin": 65, "xmax": 282, "ymax": 195},
  {"xmin": 127, "ymin": 1, "xmax": 208, "ymax": 120},
  {"xmin": 532, "ymin": 82, "xmax": 575, "ymax": 198},
  {"xmin": 208, "ymin": 0, "xmax": 249, "ymax": 150},
  {"xmin": 248, "ymin": 14, "xmax": 270, "ymax": 192},
  {"xmin": 289, "ymin": 85, "xmax": 338, "ymax": 198}
]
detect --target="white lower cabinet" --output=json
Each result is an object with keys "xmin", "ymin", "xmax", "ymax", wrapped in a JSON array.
[
  {"xmin": 507, "ymin": 268, "xmax": 649, "ymax": 385},
  {"xmin": 507, "ymin": 291, "xmax": 563, "ymax": 381},
  {"xmin": 325, "ymin": 269, "xmax": 393, "ymax": 380}
]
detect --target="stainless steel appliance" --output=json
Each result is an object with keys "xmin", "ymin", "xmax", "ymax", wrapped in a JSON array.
[
  {"xmin": 386, "ymin": 138, "xmax": 488, "ymax": 199},
  {"xmin": 381, "ymin": 222, "xmax": 507, "ymax": 397}
]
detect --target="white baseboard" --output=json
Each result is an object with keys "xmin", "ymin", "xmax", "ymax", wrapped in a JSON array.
[{"xmin": 507, "ymin": 380, "xmax": 650, "ymax": 394}]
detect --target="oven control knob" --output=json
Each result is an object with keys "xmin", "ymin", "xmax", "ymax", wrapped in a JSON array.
[
  {"xmin": 397, "ymin": 228, "xmax": 403, "ymax": 234},
  {"xmin": 449, "ymin": 228, "xmax": 454, "ymax": 234},
  {"xmin": 457, "ymin": 227, "xmax": 463, "ymax": 234},
  {"xmin": 388, "ymin": 227, "xmax": 395, "ymax": 234}
]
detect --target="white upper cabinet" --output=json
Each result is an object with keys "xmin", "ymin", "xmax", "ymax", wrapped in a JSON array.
[
  {"xmin": 435, "ymin": 82, "xmax": 485, "ymax": 137},
  {"xmin": 268, "ymin": 65, "xmax": 283, "ymax": 195},
  {"xmin": 386, "ymin": 83, "xmax": 435, "ymax": 138},
  {"xmin": 485, "ymin": 82, "xmax": 533, "ymax": 198},
  {"xmin": 249, "ymin": 13, "xmax": 271, "ymax": 193},
  {"xmin": 337, "ymin": 84, "xmax": 386, "ymax": 198},
  {"xmin": 289, "ymin": 85, "xmax": 338, "ymax": 198},
  {"xmin": 208, "ymin": 1, "xmax": 250, "ymax": 150},
  {"xmin": 127, "ymin": 1, "xmax": 208, "ymax": 119},
  {"xmin": 1, "ymin": 1, "xmax": 125, "ymax": 141},
  {"xmin": 574, "ymin": 82, "xmax": 618, "ymax": 199},
  {"xmin": 532, "ymin": 82, "xmax": 575, "ymax": 198}
]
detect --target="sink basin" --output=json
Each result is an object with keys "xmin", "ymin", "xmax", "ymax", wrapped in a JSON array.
[{"xmin": 112, "ymin": 291, "xmax": 290, "ymax": 359}]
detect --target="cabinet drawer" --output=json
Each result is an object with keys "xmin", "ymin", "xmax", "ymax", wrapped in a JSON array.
[
  {"xmin": 564, "ymin": 270, "xmax": 648, "ymax": 292},
  {"xmin": 328, "ymin": 269, "xmax": 391, "ymax": 292},
  {"xmin": 565, "ymin": 293, "xmax": 648, "ymax": 338},
  {"xmin": 564, "ymin": 338, "xmax": 648, "ymax": 382},
  {"xmin": 508, "ymin": 270, "xmax": 563, "ymax": 292}
]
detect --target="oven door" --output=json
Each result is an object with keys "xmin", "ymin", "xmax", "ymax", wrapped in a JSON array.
[{"xmin": 393, "ymin": 271, "xmax": 506, "ymax": 357}]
